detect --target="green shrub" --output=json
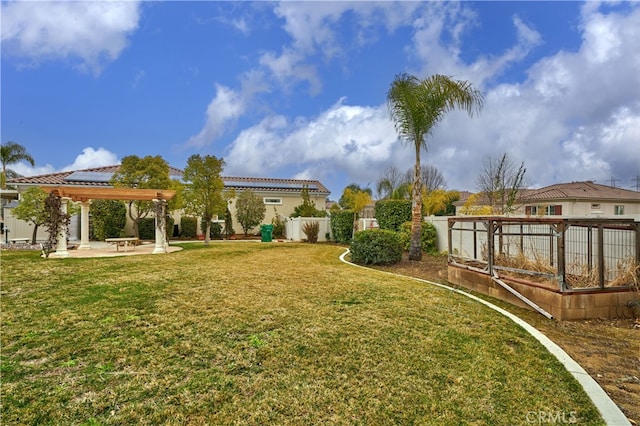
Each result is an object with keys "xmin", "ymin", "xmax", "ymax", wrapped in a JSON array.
[
  {"xmin": 399, "ymin": 221, "xmax": 438, "ymax": 254},
  {"xmin": 90, "ymin": 199, "xmax": 127, "ymax": 240},
  {"xmin": 200, "ymin": 219, "xmax": 223, "ymax": 239},
  {"xmin": 272, "ymin": 215, "xmax": 286, "ymax": 239},
  {"xmin": 375, "ymin": 199, "xmax": 412, "ymax": 232},
  {"xmin": 138, "ymin": 216, "xmax": 175, "ymax": 240},
  {"xmin": 330, "ymin": 210, "xmax": 355, "ymax": 244},
  {"xmin": 349, "ymin": 229, "xmax": 403, "ymax": 265},
  {"xmin": 302, "ymin": 221, "xmax": 320, "ymax": 243},
  {"xmin": 180, "ymin": 217, "xmax": 198, "ymax": 238}
]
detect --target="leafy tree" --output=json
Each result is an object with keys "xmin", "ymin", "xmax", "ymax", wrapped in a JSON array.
[
  {"xmin": 110, "ymin": 155, "xmax": 171, "ymax": 238},
  {"xmin": 460, "ymin": 193, "xmax": 493, "ymax": 215},
  {"xmin": 11, "ymin": 187, "xmax": 48, "ymax": 243},
  {"xmin": 476, "ymin": 152, "xmax": 527, "ymax": 214},
  {"xmin": 388, "ymin": 73, "xmax": 483, "ymax": 260},
  {"xmin": 1, "ymin": 141, "xmax": 34, "ymax": 189},
  {"xmin": 291, "ymin": 186, "xmax": 327, "ymax": 218},
  {"xmin": 181, "ymin": 154, "xmax": 227, "ymax": 244},
  {"xmin": 90, "ymin": 200, "xmax": 127, "ymax": 240},
  {"xmin": 235, "ymin": 190, "xmax": 266, "ymax": 236},
  {"xmin": 340, "ymin": 186, "xmax": 373, "ymax": 235},
  {"xmin": 338, "ymin": 183, "xmax": 372, "ymax": 209},
  {"xmin": 376, "ymin": 166, "xmax": 412, "ymax": 200}
]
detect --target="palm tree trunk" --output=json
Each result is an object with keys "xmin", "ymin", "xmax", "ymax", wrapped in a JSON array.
[{"xmin": 409, "ymin": 145, "xmax": 423, "ymax": 261}]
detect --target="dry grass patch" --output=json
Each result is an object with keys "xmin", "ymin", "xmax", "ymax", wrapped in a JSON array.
[{"xmin": 1, "ymin": 243, "xmax": 604, "ymax": 425}]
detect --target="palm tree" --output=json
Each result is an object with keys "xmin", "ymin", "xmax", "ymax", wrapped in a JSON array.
[
  {"xmin": 1, "ymin": 141, "xmax": 35, "ymax": 189},
  {"xmin": 387, "ymin": 73, "xmax": 483, "ymax": 260}
]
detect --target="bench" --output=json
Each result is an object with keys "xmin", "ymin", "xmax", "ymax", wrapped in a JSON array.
[
  {"xmin": 105, "ymin": 237, "xmax": 139, "ymax": 252},
  {"xmin": 10, "ymin": 238, "xmax": 30, "ymax": 244}
]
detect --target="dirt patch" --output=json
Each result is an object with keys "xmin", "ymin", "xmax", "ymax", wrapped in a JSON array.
[{"xmin": 373, "ymin": 253, "xmax": 640, "ymax": 424}]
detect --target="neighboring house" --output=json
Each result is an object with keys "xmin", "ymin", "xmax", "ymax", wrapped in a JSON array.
[
  {"xmin": 454, "ymin": 181, "xmax": 640, "ymax": 218},
  {"xmin": 4, "ymin": 165, "xmax": 330, "ymax": 240},
  {"xmin": 516, "ymin": 181, "xmax": 639, "ymax": 218}
]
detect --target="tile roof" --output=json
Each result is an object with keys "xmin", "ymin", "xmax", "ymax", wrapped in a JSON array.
[
  {"xmin": 524, "ymin": 181, "xmax": 640, "ymax": 202},
  {"xmin": 7, "ymin": 165, "xmax": 330, "ymax": 195}
]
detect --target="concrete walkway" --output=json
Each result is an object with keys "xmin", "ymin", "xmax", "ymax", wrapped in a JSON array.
[{"xmin": 49, "ymin": 241, "xmax": 183, "ymax": 258}]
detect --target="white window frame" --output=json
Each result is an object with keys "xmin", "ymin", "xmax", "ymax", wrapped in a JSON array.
[
  {"xmin": 614, "ymin": 205, "xmax": 624, "ymax": 215},
  {"xmin": 263, "ymin": 197, "xmax": 283, "ymax": 205}
]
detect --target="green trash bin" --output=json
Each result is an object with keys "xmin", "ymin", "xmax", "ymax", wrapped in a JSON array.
[{"xmin": 260, "ymin": 224, "xmax": 273, "ymax": 242}]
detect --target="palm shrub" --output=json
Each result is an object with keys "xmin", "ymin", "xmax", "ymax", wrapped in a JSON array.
[
  {"xmin": 330, "ymin": 210, "xmax": 355, "ymax": 244},
  {"xmin": 350, "ymin": 229, "xmax": 403, "ymax": 265},
  {"xmin": 399, "ymin": 221, "xmax": 438, "ymax": 254},
  {"xmin": 302, "ymin": 221, "xmax": 320, "ymax": 243}
]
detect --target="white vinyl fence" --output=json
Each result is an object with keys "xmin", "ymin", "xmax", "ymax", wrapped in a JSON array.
[{"xmin": 285, "ymin": 217, "xmax": 331, "ymax": 242}]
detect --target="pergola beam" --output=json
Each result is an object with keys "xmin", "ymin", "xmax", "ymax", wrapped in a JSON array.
[{"xmin": 40, "ymin": 186, "xmax": 176, "ymax": 202}]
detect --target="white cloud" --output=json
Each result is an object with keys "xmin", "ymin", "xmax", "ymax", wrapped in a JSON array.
[
  {"xmin": 62, "ymin": 147, "xmax": 119, "ymax": 171},
  {"xmin": 1, "ymin": 0, "xmax": 142, "ymax": 73},
  {"xmin": 185, "ymin": 84, "xmax": 247, "ymax": 149},
  {"xmin": 10, "ymin": 147, "xmax": 118, "ymax": 178},
  {"xmin": 224, "ymin": 98, "xmax": 399, "ymax": 185}
]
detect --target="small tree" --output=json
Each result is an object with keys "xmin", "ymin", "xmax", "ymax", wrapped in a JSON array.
[
  {"xmin": 11, "ymin": 187, "xmax": 48, "ymax": 244},
  {"xmin": 291, "ymin": 186, "xmax": 327, "ymax": 217},
  {"xmin": 223, "ymin": 207, "xmax": 235, "ymax": 238},
  {"xmin": 340, "ymin": 186, "xmax": 372, "ymax": 235},
  {"xmin": 235, "ymin": 190, "xmax": 266, "ymax": 236},
  {"xmin": 476, "ymin": 152, "xmax": 527, "ymax": 215},
  {"xmin": 181, "ymin": 154, "xmax": 227, "ymax": 244}
]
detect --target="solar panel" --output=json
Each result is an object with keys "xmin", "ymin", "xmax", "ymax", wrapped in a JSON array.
[
  {"xmin": 223, "ymin": 180, "xmax": 318, "ymax": 190},
  {"xmin": 64, "ymin": 171, "xmax": 114, "ymax": 183}
]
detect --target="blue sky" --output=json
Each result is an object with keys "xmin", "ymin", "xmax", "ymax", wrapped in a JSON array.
[{"xmin": 2, "ymin": 1, "xmax": 639, "ymax": 198}]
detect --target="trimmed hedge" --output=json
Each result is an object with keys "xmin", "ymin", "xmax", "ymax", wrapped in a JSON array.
[
  {"xmin": 90, "ymin": 199, "xmax": 126, "ymax": 240},
  {"xmin": 330, "ymin": 210, "xmax": 355, "ymax": 244},
  {"xmin": 399, "ymin": 221, "xmax": 438, "ymax": 254},
  {"xmin": 139, "ymin": 217, "xmax": 175, "ymax": 240},
  {"xmin": 375, "ymin": 200, "xmax": 412, "ymax": 232},
  {"xmin": 180, "ymin": 217, "xmax": 198, "ymax": 238},
  {"xmin": 349, "ymin": 229, "xmax": 403, "ymax": 265}
]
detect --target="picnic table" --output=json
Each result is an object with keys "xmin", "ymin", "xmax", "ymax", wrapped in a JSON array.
[
  {"xmin": 105, "ymin": 237, "xmax": 139, "ymax": 252},
  {"xmin": 10, "ymin": 238, "xmax": 30, "ymax": 244}
]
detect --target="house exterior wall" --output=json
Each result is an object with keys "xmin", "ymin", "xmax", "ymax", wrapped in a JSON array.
[{"xmin": 516, "ymin": 200, "xmax": 640, "ymax": 218}]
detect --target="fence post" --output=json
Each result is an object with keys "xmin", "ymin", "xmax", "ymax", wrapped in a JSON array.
[
  {"xmin": 556, "ymin": 222, "xmax": 566, "ymax": 291},
  {"xmin": 487, "ymin": 219, "xmax": 494, "ymax": 276},
  {"xmin": 597, "ymin": 224, "xmax": 605, "ymax": 289}
]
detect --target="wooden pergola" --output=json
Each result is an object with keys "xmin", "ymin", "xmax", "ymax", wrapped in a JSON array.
[{"xmin": 40, "ymin": 186, "xmax": 176, "ymax": 257}]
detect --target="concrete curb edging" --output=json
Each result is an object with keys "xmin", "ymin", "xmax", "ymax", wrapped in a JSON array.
[{"xmin": 339, "ymin": 249, "xmax": 630, "ymax": 426}]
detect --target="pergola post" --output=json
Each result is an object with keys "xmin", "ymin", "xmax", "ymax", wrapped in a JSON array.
[
  {"xmin": 52, "ymin": 197, "xmax": 71, "ymax": 258},
  {"xmin": 152, "ymin": 199, "xmax": 167, "ymax": 254},
  {"xmin": 78, "ymin": 200, "xmax": 91, "ymax": 250}
]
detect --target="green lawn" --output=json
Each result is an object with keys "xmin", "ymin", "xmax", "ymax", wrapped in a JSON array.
[{"xmin": 1, "ymin": 243, "xmax": 603, "ymax": 425}]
